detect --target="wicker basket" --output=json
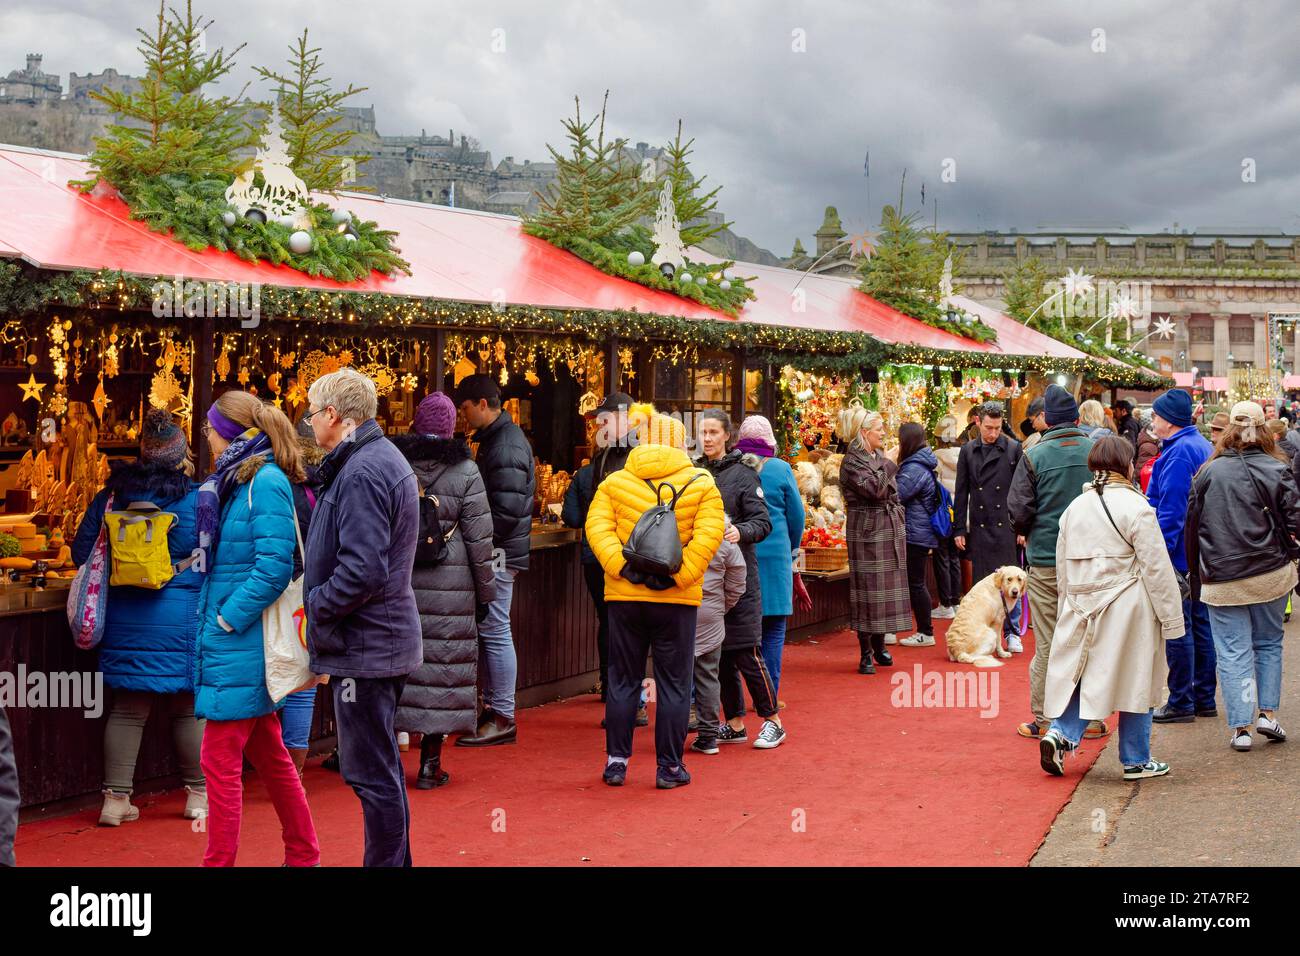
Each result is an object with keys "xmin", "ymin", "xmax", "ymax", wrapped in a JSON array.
[{"xmin": 802, "ymin": 546, "xmax": 848, "ymax": 572}]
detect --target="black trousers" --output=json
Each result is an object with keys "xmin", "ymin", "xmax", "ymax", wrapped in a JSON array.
[
  {"xmin": 931, "ymin": 534, "xmax": 961, "ymax": 607},
  {"xmin": 905, "ymin": 543, "xmax": 934, "ymax": 636},
  {"xmin": 333, "ymin": 675, "xmax": 412, "ymax": 867},
  {"xmin": 606, "ymin": 601, "xmax": 696, "ymax": 770},
  {"xmin": 719, "ymin": 645, "xmax": 779, "ymax": 721},
  {"xmin": 0, "ymin": 706, "xmax": 17, "ymax": 867},
  {"xmin": 581, "ymin": 561, "xmax": 610, "ymax": 698}
]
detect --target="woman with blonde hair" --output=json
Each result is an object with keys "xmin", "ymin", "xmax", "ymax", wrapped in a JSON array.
[
  {"xmin": 1187, "ymin": 401, "xmax": 1299, "ymax": 752},
  {"xmin": 1079, "ymin": 399, "xmax": 1113, "ymax": 440},
  {"xmin": 836, "ymin": 403, "xmax": 911, "ymax": 674},
  {"xmin": 193, "ymin": 390, "xmax": 318, "ymax": 866}
]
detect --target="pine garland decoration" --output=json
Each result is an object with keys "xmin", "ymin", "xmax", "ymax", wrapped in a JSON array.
[
  {"xmin": 524, "ymin": 96, "xmax": 754, "ymax": 316},
  {"xmin": 859, "ymin": 205, "xmax": 996, "ymax": 343}
]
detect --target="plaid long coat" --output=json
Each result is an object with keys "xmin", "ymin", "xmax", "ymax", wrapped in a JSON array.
[{"xmin": 840, "ymin": 445, "xmax": 912, "ymax": 634}]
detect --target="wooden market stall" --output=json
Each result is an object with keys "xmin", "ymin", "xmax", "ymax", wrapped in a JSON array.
[{"xmin": 0, "ymin": 143, "xmax": 1163, "ymax": 809}]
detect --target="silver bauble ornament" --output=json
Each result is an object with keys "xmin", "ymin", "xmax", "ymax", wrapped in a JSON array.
[
  {"xmin": 627, "ymin": 250, "xmax": 645, "ymax": 266},
  {"xmin": 221, "ymin": 211, "xmax": 237, "ymax": 227},
  {"xmin": 288, "ymin": 230, "xmax": 313, "ymax": 254},
  {"xmin": 331, "ymin": 209, "xmax": 351, "ymax": 224},
  {"xmin": 680, "ymin": 272, "xmax": 693, "ymax": 284},
  {"xmin": 720, "ymin": 280, "xmax": 732, "ymax": 290}
]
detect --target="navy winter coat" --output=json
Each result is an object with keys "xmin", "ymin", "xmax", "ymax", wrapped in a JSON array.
[
  {"xmin": 896, "ymin": 447, "xmax": 941, "ymax": 548},
  {"xmin": 72, "ymin": 462, "xmax": 201, "ymax": 694},
  {"xmin": 304, "ymin": 419, "xmax": 423, "ymax": 679}
]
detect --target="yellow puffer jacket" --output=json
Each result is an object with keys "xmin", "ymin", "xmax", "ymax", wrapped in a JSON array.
[{"xmin": 585, "ymin": 443, "xmax": 725, "ymax": 606}]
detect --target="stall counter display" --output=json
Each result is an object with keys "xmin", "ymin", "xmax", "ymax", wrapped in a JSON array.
[{"xmin": 792, "ymin": 451, "xmax": 848, "ymax": 573}]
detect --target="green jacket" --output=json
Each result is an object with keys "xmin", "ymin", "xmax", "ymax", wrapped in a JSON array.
[{"xmin": 1007, "ymin": 424, "xmax": 1096, "ymax": 567}]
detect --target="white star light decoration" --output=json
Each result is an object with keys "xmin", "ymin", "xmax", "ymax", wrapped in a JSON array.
[
  {"xmin": 1061, "ymin": 268, "xmax": 1094, "ymax": 299},
  {"xmin": 1107, "ymin": 293, "xmax": 1142, "ymax": 322},
  {"xmin": 1150, "ymin": 316, "xmax": 1177, "ymax": 339}
]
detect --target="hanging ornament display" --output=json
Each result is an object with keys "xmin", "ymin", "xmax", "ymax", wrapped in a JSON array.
[
  {"xmin": 453, "ymin": 356, "xmax": 478, "ymax": 387},
  {"xmin": 360, "ymin": 362, "xmax": 397, "ymax": 396}
]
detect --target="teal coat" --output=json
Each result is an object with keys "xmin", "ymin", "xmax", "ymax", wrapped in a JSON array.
[
  {"xmin": 753, "ymin": 456, "xmax": 805, "ymax": 617},
  {"xmin": 195, "ymin": 454, "xmax": 298, "ymax": 722}
]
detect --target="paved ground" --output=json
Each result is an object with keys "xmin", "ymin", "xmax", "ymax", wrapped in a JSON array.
[{"xmin": 1033, "ymin": 622, "xmax": 1299, "ymax": 866}]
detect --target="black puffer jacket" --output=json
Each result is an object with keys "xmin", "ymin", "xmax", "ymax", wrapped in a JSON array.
[
  {"xmin": 699, "ymin": 450, "xmax": 772, "ymax": 648},
  {"xmin": 562, "ymin": 444, "xmax": 631, "ymax": 564},
  {"xmin": 472, "ymin": 409, "xmax": 536, "ymax": 571},
  {"xmin": 1187, "ymin": 447, "xmax": 1300, "ymax": 594},
  {"xmin": 391, "ymin": 434, "xmax": 497, "ymax": 736}
]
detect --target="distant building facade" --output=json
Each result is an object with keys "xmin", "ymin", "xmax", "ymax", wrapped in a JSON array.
[{"xmin": 783, "ymin": 210, "xmax": 1300, "ymax": 376}]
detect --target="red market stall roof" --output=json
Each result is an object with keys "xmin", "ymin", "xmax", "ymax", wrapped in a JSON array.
[{"xmin": 0, "ymin": 143, "xmax": 1094, "ymax": 365}]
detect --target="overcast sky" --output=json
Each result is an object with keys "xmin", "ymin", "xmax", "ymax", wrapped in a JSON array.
[{"xmin": 3, "ymin": 0, "xmax": 1299, "ymax": 252}]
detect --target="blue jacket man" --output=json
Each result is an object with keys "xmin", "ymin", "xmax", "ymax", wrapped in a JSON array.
[
  {"xmin": 1146, "ymin": 387, "xmax": 1217, "ymax": 722},
  {"xmin": 304, "ymin": 369, "xmax": 421, "ymax": 867}
]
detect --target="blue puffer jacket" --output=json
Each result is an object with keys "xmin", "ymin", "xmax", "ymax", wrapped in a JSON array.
[
  {"xmin": 896, "ymin": 447, "xmax": 941, "ymax": 548},
  {"xmin": 194, "ymin": 453, "xmax": 298, "ymax": 722},
  {"xmin": 71, "ymin": 463, "xmax": 201, "ymax": 694},
  {"xmin": 753, "ymin": 455, "xmax": 805, "ymax": 617}
]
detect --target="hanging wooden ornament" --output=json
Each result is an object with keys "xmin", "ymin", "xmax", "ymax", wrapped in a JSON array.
[
  {"xmin": 92, "ymin": 376, "xmax": 111, "ymax": 420},
  {"xmin": 19, "ymin": 373, "xmax": 46, "ymax": 402},
  {"xmin": 150, "ymin": 369, "xmax": 182, "ymax": 408},
  {"xmin": 453, "ymin": 356, "xmax": 478, "ymax": 387},
  {"xmin": 216, "ymin": 346, "xmax": 232, "ymax": 381}
]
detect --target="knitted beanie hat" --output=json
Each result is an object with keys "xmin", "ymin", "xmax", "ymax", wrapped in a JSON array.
[
  {"xmin": 140, "ymin": 407, "xmax": 188, "ymax": 469},
  {"xmin": 413, "ymin": 391, "xmax": 457, "ymax": 438},
  {"xmin": 737, "ymin": 415, "xmax": 778, "ymax": 451}
]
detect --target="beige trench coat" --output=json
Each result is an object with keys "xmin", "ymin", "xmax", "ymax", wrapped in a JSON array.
[{"xmin": 1044, "ymin": 480, "xmax": 1185, "ymax": 720}]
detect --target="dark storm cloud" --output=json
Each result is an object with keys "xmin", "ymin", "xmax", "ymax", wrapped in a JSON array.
[{"xmin": 3, "ymin": 0, "xmax": 1298, "ymax": 251}]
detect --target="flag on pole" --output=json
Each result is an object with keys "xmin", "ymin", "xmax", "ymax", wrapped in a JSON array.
[
  {"xmin": 863, "ymin": 151, "xmax": 870, "ymax": 177},
  {"xmin": 921, "ymin": 181, "xmax": 926, "ymax": 205}
]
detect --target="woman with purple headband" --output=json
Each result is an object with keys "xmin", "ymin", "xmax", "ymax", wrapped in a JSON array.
[{"xmin": 192, "ymin": 390, "xmax": 319, "ymax": 867}]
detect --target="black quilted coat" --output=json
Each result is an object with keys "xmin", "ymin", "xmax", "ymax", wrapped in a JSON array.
[{"xmin": 391, "ymin": 434, "xmax": 497, "ymax": 736}]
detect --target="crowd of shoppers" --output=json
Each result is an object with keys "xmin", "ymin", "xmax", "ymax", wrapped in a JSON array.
[{"xmin": 15, "ymin": 368, "xmax": 1288, "ymax": 869}]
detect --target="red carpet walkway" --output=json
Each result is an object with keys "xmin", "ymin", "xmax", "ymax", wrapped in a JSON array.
[{"xmin": 15, "ymin": 624, "xmax": 1106, "ymax": 867}]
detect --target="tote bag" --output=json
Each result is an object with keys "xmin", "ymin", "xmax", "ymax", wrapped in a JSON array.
[
  {"xmin": 247, "ymin": 473, "xmax": 319, "ymax": 703},
  {"xmin": 67, "ymin": 494, "xmax": 113, "ymax": 650}
]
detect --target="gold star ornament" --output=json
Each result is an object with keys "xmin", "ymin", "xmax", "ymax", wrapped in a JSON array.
[{"xmin": 19, "ymin": 373, "xmax": 46, "ymax": 402}]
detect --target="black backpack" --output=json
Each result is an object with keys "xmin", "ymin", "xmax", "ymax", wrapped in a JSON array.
[
  {"xmin": 414, "ymin": 491, "xmax": 458, "ymax": 567},
  {"xmin": 622, "ymin": 474, "xmax": 704, "ymax": 578}
]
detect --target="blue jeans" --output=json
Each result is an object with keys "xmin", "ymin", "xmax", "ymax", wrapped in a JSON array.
[
  {"xmin": 760, "ymin": 616, "xmax": 788, "ymax": 695},
  {"xmin": 1050, "ymin": 684, "xmax": 1153, "ymax": 767},
  {"xmin": 278, "ymin": 687, "xmax": 317, "ymax": 749},
  {"xmin": 1165, "ymin": 598, "xmax": 1216, "ymax": 713},
  {"xmin": 478, "ymin": 567, "xmax": 519, "ymax": 721},
  {"xmin": 1006, "ymin": 595, "xmax": 1024, "ymax": 636},
  {"xmin": 1205, "ymin": 595, "xmax": 1287, "ymax": 729}
]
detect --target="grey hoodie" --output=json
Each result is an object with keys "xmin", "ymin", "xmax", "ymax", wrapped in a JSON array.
[{"xmin": 695, "ymin": 537, "xmax": 747, "ymax": 657}]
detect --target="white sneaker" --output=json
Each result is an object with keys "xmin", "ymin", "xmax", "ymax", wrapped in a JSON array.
[
  {"xmin": 98, "ymin": 790, "xmax": 140, "ymax": 827},
  {"xmin": 397, "ymin": 731, "xmax": 410, "ymax": 752},
  {"xmin": 1231, "ymin": 729, "xmax": 1252, "ymax": 751},
  {"xmin": 899, "ymin": 633, "xmax": 936, "ymax": 647},
  {"xmin": 1256, "ymin": 713, "xmax": 1287, "ymax": 742},
  {"xmin": 931, "ymin": 606, "xmax": 956, "ymax": 620},
  {"xmin": 183, "ymin": 785, "xmax": 208, "ymax": 820},
  {"xmin": 753, "ymin": 719, "xmax": 787, "ymax": 749},
  {"xmin": 883, "ymin": 633, "xmax": 898, "ymax": 645},
  {"xmin": 1007, "ymin": 635, "xmax": 1024, "ymax": 654}
]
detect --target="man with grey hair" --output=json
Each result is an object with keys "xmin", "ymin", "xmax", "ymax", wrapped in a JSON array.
[{"xmin": 304, "ymin": 367, "xmax": 422, "ymax": 867}]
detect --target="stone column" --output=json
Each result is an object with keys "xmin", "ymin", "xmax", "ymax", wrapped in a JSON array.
[
  {"xmin": 1213, "ymin": 312, "xmax": 1231, "ymax": 375},
  {"xmin": 1253, "ymin": 312, "xmax": 1270, "ymax": 370}
]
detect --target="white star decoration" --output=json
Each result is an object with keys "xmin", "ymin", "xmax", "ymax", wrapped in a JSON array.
[
  {"xmin": 1150, "ymin": 316, "xmax": 1177, "ymax": 339},
  {"xmin": 1108, "ymin": 293, "xmax": 1141, "ymax": 321},
  {"xmin": 1061, "ymin": 268, "xmax": 1094, "ymax": 299}
]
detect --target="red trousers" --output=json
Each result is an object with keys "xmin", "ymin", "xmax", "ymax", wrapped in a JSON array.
[{"xmin": 200, "ymin": 713, "xmax": 320, "ymax": 867}]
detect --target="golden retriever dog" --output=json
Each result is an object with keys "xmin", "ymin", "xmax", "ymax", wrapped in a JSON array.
[{"xmin": 945, "ymin": 566, "xmax": 1027, "ymax": 668}]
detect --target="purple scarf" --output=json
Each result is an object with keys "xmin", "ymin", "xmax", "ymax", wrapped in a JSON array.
[{"xmin": 736, "ymin": 437, "xmax": 775, "ymax": 458}]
